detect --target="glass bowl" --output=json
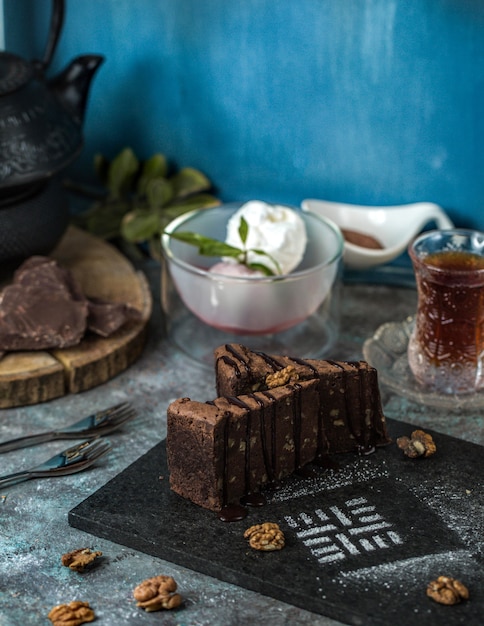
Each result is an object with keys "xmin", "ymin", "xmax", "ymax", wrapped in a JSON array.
[{"xmin": 161, "ymin": 203, "xmax": 343, "ymax": 365}]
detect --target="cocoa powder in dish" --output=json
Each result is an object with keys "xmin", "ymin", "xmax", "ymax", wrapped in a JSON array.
[{"xmin": 341, "ymin": 228, "xmax": 384, "ymax": 249}]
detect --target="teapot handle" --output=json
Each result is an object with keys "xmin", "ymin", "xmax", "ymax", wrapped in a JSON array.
[{"xmin": 40, "ymin": 0, "xmax": 65, "ymax": 68}]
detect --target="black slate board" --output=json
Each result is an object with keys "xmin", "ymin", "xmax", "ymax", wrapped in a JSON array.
[{"xmin": 69, "ymin": 419, "xmax": 484, "ymax": 625}]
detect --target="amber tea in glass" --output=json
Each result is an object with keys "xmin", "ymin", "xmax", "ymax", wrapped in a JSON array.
[{"xmin": 408, "ymin": 229, "xmax": 484, "ymax": 394}]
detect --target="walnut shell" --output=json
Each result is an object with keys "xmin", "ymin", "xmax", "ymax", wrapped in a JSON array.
[
  {"xmin": 47, "ymin": 600, "xmax": 95, "ymax": 626},
  {"xmin": 133, "ymin": 575, "xmax": 182, "ymax": 611},
  {"xmin": 244, "ymin": 522, "xmax": 285, "ymax": 551}
]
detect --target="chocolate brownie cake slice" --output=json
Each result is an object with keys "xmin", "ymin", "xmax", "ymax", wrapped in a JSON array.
[
  {"xmin": 167, "ymin": 344, "xmax": 390, "ymax": 516},
  {"xmin": 214, "ymin": 343, "xmax": 390, "ymax": 455},
  {"xmin": 167, "ymin": 379, "xmax": 320, "ymax": 514}
]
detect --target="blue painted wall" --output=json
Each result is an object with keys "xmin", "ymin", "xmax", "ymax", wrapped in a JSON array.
[{"xmin": 4, "ymin": 0, "xmax": 484, "ymax": 228}]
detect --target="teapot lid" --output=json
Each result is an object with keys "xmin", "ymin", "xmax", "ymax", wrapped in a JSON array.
[
  {"xmin": 0, "ymin": 59, "xmax": 83, "ymax": 190},
  {"xmin": 0, "ymin": 52, "xmax": 34, "ymax": 96}
]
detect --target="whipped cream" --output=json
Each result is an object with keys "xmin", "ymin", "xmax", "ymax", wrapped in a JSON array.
[{"xmin": 223, "ymin": 201, "xmax": 307, "ymax": 275}]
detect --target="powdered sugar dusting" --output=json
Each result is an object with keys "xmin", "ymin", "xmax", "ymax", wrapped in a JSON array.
[
  {"xmin": 337, "ymin": 549, "xmax": 473, "ymax": 584},
  {"xmin": 268, "ymin": 456, "xmax": 390, "ymax": 503}
]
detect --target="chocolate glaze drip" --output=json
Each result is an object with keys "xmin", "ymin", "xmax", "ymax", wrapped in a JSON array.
[
  {"xmin": 291, "ymin": 383, "xmax": 303, "ymax": 469},
  {"xmin": 215, "ymin": 346, "xmax": 252, "ymax": 397},
  {"xmin": 226, "ymin": 396, "xmax": 250, "ymax": 410},
  {"xmin": 261, "ymin": 390, "xmax": 278, "ymax": 485},
  {"xmin": 248, "ymin": 393, "xmax": 273, "ymax": 485},
  {"xmin": 254, "ymin": 350, "xmax": 285, "ymax": 371},
  {"xmin": 241, "ymin": 492, "xmax": 266, "ymax": 507},
  {"xmin": 218, "ymin": 504, "xmax": 247, "ymax": 522},
  {"xmin": 226, "ymin": 344, "xmax": 249, "ymax": 369},
  {"xmin": 221, "ymin": 390, "xmax": 283, "ymax": 518},
  {"xmin": 290, "ymin": 356, "xmax": 319, "ymax": 377},
  {"xmin": 215, "ymin": 345, "xmax": 253, "ymax": 390},
  {"xmin": 291, "ymin": 380, "xmax": 336, "ymax": 476},
  {"xmin": 344, "ymin": 363, "xmax": 364, "ymax": 448},
  {"xmin": 223, "ymin": 394, "xmax": 270, "ymax": 514},
  {"xmin": 356, "ymin": 365, "xmax": 378, "ymax": 454},
  {"xmin": 219, "ymin": 400, "xmax": 249, "ymax": 521},
  {"xmin": 258, "ymin": 353, "xmax": 332, "ymax": 464},
  {"xmin": 358, "ymin": 444, "xmax": 376, "ymax": 456},
  {"xmin": 221, "ymin": 405, "xmax": 231, "ymax": 510},
  {"xmin": 216, "ymin": 355, "xmax": 241, "ymax": 378},
  {"xmin": 290, "ymin": 356, "xmax": 330, "ymax": 460},
  {"xmin": 354, "ymin": 364, "xmax": 376, "ymax": 452},
  {"xmin": 326, "ymin": 360, "xmax": 367, "ymax": 450},
  {"xmin": 327, "ymin": 360, "xmax": 360, "ymax": 368},
  {"xmin": 325, "ymin": 359, "xmax": 345, "ymax": 370},
  {"xmin": 227, "ymin": 396, "xmax": 253, "ymax": 500},
  {"xmin": 225, "ymin": 344, "xmax": 252, "ymax": 378}
]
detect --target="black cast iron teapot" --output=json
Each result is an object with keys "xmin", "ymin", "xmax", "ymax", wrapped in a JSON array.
[
  {"xmin": 0, "ymin": 0, "xmax": 103, "ymax": 273},
  {"xmin": 0, "ymin": 0, "xmax": 103, "ymax": 189}
]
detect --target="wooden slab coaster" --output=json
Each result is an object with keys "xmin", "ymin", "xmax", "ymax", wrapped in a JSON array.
[{"xmin": 0, "ymin": 226, "xmax": 152, "ymax": 408}]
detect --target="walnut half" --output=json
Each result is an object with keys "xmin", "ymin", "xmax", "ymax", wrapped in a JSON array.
[
  {"xmin": 426, "ymin": 576, "xmax": 469, "ymax": 605},
  {"xmin": 133, "ymin": 575, "xmax": 182, "ymax": 612},
  {"xmin": 397, "ymin": 429, "xmax": 436, "ymax": 458},
  {"xmin": 61, "ymin": 548, "xmax": 102, "ymax": 572},
  {"xmin": 265, "ymin": 366, "xmax": 299, "ymax": 389},
  {"xmin": 244, "ymin": 522, "xmax": 285, "ymax": 551},
  {"xmin": 47, "ymin": 601, "xmax": 95, "ymax": 626}
]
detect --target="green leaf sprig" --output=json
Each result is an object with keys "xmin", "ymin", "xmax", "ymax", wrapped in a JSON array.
[
  {"xmin": 166, "ymin": 216, "xmax": 282, "ymax": 276},
  {"xmin": 69, "ymin": 147, "xmax": 220, "ymax": 260}
]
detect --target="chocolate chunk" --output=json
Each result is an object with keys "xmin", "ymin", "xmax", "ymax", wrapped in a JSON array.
[
  {"xmin": 13, "ymin": 256, "xmax": 86, "ymax": 302},
  {"xmin": 0, "ymin": 283, "xmax": 87, "ymax": 350},
  {"xmin": 87, "ymin": 298, "xmax": 142, "ymax": 337},
  {"xmin": 0, "ymin": 256, "xmax": 141, "ymax": 352}
]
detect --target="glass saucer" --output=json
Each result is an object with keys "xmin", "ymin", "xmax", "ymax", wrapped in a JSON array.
[
  {"xmin": 362, "ymin": 317, "xmax": 484, "ymax": 410},
  {"xmin": 165, "ymin": 300, "xmax": 340, "ymax": 369}
]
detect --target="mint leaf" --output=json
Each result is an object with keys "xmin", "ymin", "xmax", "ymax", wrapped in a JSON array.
[
  {"xmin": 251, "ymin": 249, "xmax": 282, "ymax": 275},
  {"xmin": 247, "ymin": 262, "xmax": 275, "ymax": 276},
  {"xmin": 167, "ymin": 230, "xmax": 243, "ymax": 258},
  {"xmin": 238, "ymin": 216, "xmax": 249, "ymax": 245},
  {"xmin": 164, "ymin": 222, "xmax": 285, "ymax": 276}
]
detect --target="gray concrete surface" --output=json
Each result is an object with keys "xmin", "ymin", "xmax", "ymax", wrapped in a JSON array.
[{"xmin": 0, "ymin": 263, "xmax": 481, "ymax": 626}]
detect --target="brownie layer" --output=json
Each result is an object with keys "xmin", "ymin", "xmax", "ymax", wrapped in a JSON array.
[
  {"xmin": 214, "ymin": 343, "xmax": 390, "ymax": 454},
  {"xmin": 167, "ymin": 380, "xmax": 320, "ymax": 512}
]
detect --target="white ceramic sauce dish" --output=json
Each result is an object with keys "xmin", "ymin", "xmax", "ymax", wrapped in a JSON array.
[{"xmin": 301, "ymin": 199, "xmax": 454, "ymax": 269}]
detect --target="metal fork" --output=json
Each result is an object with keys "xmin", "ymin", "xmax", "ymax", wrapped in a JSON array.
[
  {"xmin": 0, "ymin": 439, "xmax": 112, "ymax": 488},
  {"xmin": 0, "ymin": 402, "xmax": 135, "ymax": 453}
]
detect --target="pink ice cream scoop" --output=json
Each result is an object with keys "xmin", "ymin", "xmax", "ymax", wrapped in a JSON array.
[{"xmin": 209, "ymin": 262, "xmax": 264, "ymax": 277}]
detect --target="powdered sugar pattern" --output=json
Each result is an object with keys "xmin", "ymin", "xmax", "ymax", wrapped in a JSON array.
[{"xmin": 285, "ymin": 496, "xmax": 403, "ymax": 565}]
